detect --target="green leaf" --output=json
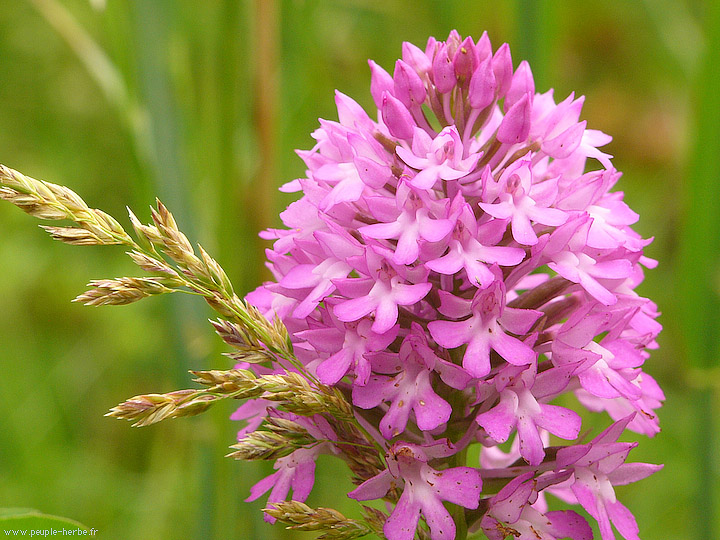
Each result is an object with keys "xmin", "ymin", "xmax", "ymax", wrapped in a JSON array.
[
  {"xmin": 0, "ymin": 509, "xmax": 36, "ymax": 518},
  {"xmin": 0, "ymin": 508, "xmax": 90, "ymax": 534}
]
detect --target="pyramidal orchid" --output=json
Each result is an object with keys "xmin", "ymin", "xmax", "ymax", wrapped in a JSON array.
[
  {"xmin": 0, "ymin": 30, "xmax": 662, "ymax": 540},
  {"xmin": 243, "ymin": 30, "xmax": 662, "ymax": 539}
]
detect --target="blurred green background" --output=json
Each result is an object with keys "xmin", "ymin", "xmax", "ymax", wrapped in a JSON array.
[{"xmin": 0, "ymin": 1, "xmax": 717, "ymax": 538}]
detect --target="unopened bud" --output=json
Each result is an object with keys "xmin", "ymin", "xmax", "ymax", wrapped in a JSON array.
[
  {"xmin": 368, "ymin": 60, "xmax": 394, "ymax": 110},
  {"xmin": 453, "ymin": 36, "xmax": 478, "ymax": 81},
  {"xmin": 505, "ymin": 61, "xmax": 535, "ymax": 111},
  {"xmin": 491, "ymin": 43, "xmax": 513, "ymax": 99},
  {"xmin": 402, "ymin": 41, "xmax": 431, "ymax": 74},
  {"xmin": 393, "ymin": 60, "xmax": 426, "ymax": 108},
  {"xmin": 497, "ymin": 93, "xmax": 531, "ymax": 144},
  {"xmin": 468, "ymin": 57, "xmax": 496, "ymax": 110},
  {"xmin": 431, "ymin": 44, "xmax": 456, "ymax": 94},
  {"xmin": 381, "ymin": 91, "xmax": 415, "ymax": 140}
]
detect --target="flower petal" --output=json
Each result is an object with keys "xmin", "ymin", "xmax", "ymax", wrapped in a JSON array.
[
  {"xmin": 348, "ymin": 469, "xmax": 394, "ymax": 501},
  {"xmin": 383, "ymin": 488, "xmax": 422, "ymax": 540}
]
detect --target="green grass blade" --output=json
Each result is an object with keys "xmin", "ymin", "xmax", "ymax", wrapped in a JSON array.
[{"xmin": 678, "ymin": 2, "xmax": 720, "ymax": 539}]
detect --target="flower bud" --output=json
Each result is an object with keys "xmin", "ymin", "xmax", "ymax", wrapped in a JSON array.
[
  {"xmin": 432, "ymin": 44, "xmax": 457, "ymax": 94},
  {"xmin": 453, "ymin": 36, "xmax": 478, "ymax": 81},
  {"xmin": 381, "ymin": 91, "xmax": 415, "ymax": 140},
  {"xmin": 468, "ymin": 57, "xmax": 496, "ymax": 110},
  {"xmin": 369, "ymin": 60, "xmax": 394, "ymax": 110},
  {"xmin": 492, "ymin": 42, "xmax": 513, "ymax": 99},
  {"xmin": 445, "ymin": 29, "xmax": 462, "ymax": 57},
  {"xmin": 393, "ymin": 60, "xmax": 426, "ymax": 108},
  {"xmin": 505, "ymin": 60, "xmax": 535, "ymax": 111},
  {"xmin": 402, "ymin": 41, "xmax": 431, "ymax": 74},
  {"xmin": 476, "ymin": 31, "xmax": 492, "ymax": 62},
  {"xmin": 354, "ymin": 156, "xmax": 392, "ymax": 189},
  {"xmin": 497, "ymin": 92, "xmax": 531, "ymax": 144}
]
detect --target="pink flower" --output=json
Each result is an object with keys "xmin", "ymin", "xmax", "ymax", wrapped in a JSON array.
[
  {"xmin": 332, "ymin": 248, "xmax": 431, "ymax": 334},
  {"xmin": 481, "ymin": 472, "xmax": 593, "ymax": 540},
  {"xmin": 349, "ymin": 441, "xmax": 481, "ymax": 540},
  {"xmin": 479, "ymin": 159, "xmax": 568, "ymax": 246},
  {"xmin": 425, "ymin": 198, "xmax": 525, "ymax": 287},
  {"xmin": 359, "ymin": 182, "xmax": 453, "ymax": 265},
  {"xmin": 302, "ymin": 317, "xmax": 398, "ymax": 386},
  {"xmin": 246, "ymin": 412, "xmax": 339, "ymax": 522},
  {"xmin": 352, "ymin": 325, "xmax": 463, "ymax": 438},
  {"xmin": 396, "ymin": 126, "xmax": 481, "ymax": 189},
  {"xmin": 476, "ymin": 364, "xmax": 582, "ymax": 465},
  {"xmin": 543, "ymin": 216, "xmax": 635, "ymax": 306},
  {"xmin": 428, "ymin": 278, "xmax": 541, "ymax": 377},
  {"xmin": 553, "ymin": 416, "xmax": 663, "ymax": 540},
  {"xmin": 553, "ymin": 301, "xmax": 647, "ymax": 400}
]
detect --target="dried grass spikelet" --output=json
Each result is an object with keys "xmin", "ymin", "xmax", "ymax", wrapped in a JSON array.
[
  {"xmin": 190, "ymin": 368, "xmax": 261, "ymax": 394},
  {"xmin": 192, "ymin": 369, "xmax": 355, "ymax": 422},
  {"xmin": 259, "ymin": 372, "xmax": 354, "ymax": 420},
  {"xmin": 108, "ymin": 367, "xmax": 361, "ymax": 434},
  {"xmin": 2, "ymin": 165, "xmax": 386, "ymax": 479},
  {"xmin": 198, "ymin": 244, "xmax": 234, "ymax": 296},
  {"xmin": 74, "ymin": 277, "xmax": 179, "ymax": 306},
  {"xmin": 209, "ymin": 318, "xmax": 275, "ymax": 364},
  {"xmin": 108, "ymin": 371, "xmax": 264, "ymax": 427},
  {"xmin": 264, "ymin": 415, "xmax": 313, "ymax": 436},
  {"xmin": 105, "ymin": 390, "xmax": 209, "ymax": 427},
  {"xmin": 125, "ymin": 250, "xmax": 180, "ymax": 276},
  {"xmin": 1, "ymin": 165, "xmax": 296, "ymax": 362},
  {"xmin": 126, "ymin": 207, "xmax": 164, "ymax": 247},
  {"xmin": 40, "ymin": 225, "xmax": 111, "ymax": 246},
  {"xmin": 264, "ymin": 501, "xmax": 374, "ymax": 540},
  {"xmin": 226, "ymin": 427, "xmax": 316, "ymax": 461},
  {"xmin": 0, "ymin": 165, "xmax": 131, "ymax": 245},
  {"xmin": 148, "ymin": 199, "xmax": 207, "ymax": 278}
]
